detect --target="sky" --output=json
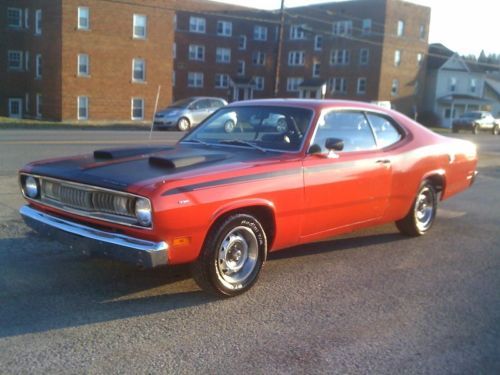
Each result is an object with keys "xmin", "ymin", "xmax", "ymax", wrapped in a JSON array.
[{"xmin": 209, "ymin": 0, "xmax": 497, "ymax": 57}]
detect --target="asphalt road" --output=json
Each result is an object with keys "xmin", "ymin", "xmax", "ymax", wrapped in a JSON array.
[{"xmin": 0, "ymin": 129, "xmax": 498, "ymax": 374}]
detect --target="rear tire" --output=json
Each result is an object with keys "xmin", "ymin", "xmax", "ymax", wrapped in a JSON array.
[
  {"xmin": 472, "ymin": 124, "xmax": 479, "ymax": 134},
  {"xmin": 191, "ymin": 213, "xmax": 267, "ymax": 297},
  {"xmin": 493, "ymin": 125, "xmax": 499, "ymax": 135},
  {"xmin": 396, "ymin": 182, "xmax": 437, "ymax": 237},
  {"xmin": 177, "ymin": 117, "xmax": 190, "ymax": 131}
]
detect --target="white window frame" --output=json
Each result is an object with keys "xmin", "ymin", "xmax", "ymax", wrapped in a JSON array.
[
  {"xmin": 419, "ymin": 24, "xmax": 426, "ymax": 40},
  {"xmin": 362, "ymin": 19, "xmax": 372, "ymax": 35},
  {"xmin": 188, "ymin": 44, "xmax": 205, "ymax": 61},
  {"xmin": 332, "ymin": 21, "xmax": 352, "ymax": 36},
  {"xmin": 391, "ymin": 79, "xmax": 399, "ymax": 96},
  {"xmin": 215, "ymin": 73, "xmax": 229, "ymax": 88},
  {"xmin": 397, "ymin": 20, "xmax": 405, "ymax": 37},
  {"xmin": 359, "ymin": 48, "xmax": 369, "ymax": 65},
  {"xmin": 35, "ymin": 54, "xmax": 42, "ymax": 78},
  {"xmin": 329, "ymin": 77, "xmax": 347, "ymax": 94},
  {"xmin": 252, "ymin": 51, "xmax": 265, "ymax": 66},
  {"xmin": 314, "ymin": 35, "xmax": 323, "ymax": 51},
  {"xmin": 290, "ymin": 25, "xmax": 305, "ymax": 40},
  {"xmin": 470, "ymin": 79, "xmax": 477, "ymax": 94},
  {"xmin": 237, "ymin": 60, "xmax": 245, "ymax": 76},
  {"xmin": 7, "ymin": 8, "xmax": 23, "ymax": 29},
  {"xmin": 36, "ymin": 94, "xmax": 42, "ymax": 118},
  {"xmin": 394, "ymin": 50, "xmax": 401, "ymax": 66},
  {"xmin": 239, "ymin": 35, "xmax": 247, "ymax": 50},
  {"xmin": 417, "ymin": 53, "xmax": 423, "ymax": 66},
  {"xmin": 312, "ymin": 62, "xmax": 320, "ymax": 77},
  {"xmin": 132, "ymin": 58, "xmax": 145, "ymax": 82},
  {"xmin": 188, "ymin": 72, "xmax": 204, "ymax": 88},
  {"xmin": 254, "ymin": 76, "xmax": 264, "ymax": 91},
  {"xmin": 78, "ymin": 7, "xmax": 90, "ymax": 30},
  {"xmin": 77, "ymin": 96, "xmax": 89, "ymax": 120},
  {"xmin": 450, "ymin": 77, "xmax": 457, "ymax": 92},
  {"xmin": 133, "ymin": 14, "xmax": 147, "ymax": 39},
  {"xmin": 288, "ymin": 51, "xmax": 305, "ymax": 66},
  {"xmin": 330, "ymin": 49, "xmax": 350, "ymax": 65},
  {"xmin": 216, "ymin": 48, "xmax": 231, "ymax": 64},
  {"xmin": 217, "ymin": 20, "xmax": 232, "ymax": 37},
  {"xmin": 286, "ymin": 77, "xmax": 303, "ymax": 92},
  {"xmin": 357, "ymin": 77, "xmax": 367, "ymax": 94},
  {"xmin": 35, "ymin": 9, "xmax": 42, "ymax": 35},
  {"xmin": 8, "ymin": 98, "xmax": 23, "ymax": 118},
  {"xmin": 131, "ymin": 98, "xmax": 144, "ymax": 120},
  {"xmin": 78, "ymin": 54, "xmax": 89, "ymax": 76},
  {"xmin": 8, "ymin": 50, "xmax": 23, "ymax": 70},
  {"xmin": 189, "ymin": 16, "xmax": 206, "ymax": 33},
  {"xmin": 253, "ymin": 25, "xmax": 268, "ymax": 41}
]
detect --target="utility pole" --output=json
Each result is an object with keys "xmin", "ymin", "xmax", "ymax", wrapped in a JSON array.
[{"xmin": 273, "ymin": 0, "xmax": 285, "ymax": 97}]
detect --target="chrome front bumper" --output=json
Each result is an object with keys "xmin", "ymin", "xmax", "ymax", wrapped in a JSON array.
[{"xmin": 20, "ymin": 205, "xmax": 168, "ymax": 268}]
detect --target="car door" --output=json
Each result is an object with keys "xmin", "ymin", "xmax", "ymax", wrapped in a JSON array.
[
  {"xmin": 301, "ymin": 110, "xmax": 392, "ymax": 238},
  {"xmin": 190, "ymin": 99, "xmax": 211, "ymax": 125}
]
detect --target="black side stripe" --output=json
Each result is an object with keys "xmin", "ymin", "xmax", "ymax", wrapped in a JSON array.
[{"xmin": 162, "ymin": 168, "xmax": 302, "ymax": 196}]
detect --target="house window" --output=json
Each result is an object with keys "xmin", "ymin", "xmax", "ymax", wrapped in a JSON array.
[
  {"xmin": 133, "ymin": 14, "xmax": 147, "ymax": 39},
  {"xmin": 391, "ymin": 79, "xmax": 399, "ymax": 96},
  {"xmin": 35, "ymin": 54, "xmax": 42, "ymax": 78},
  {"xmin": 253, "ymin": 25, "xmax": 268, "ymax": 41},
  {"xmin": 362, "ymin": 19, "xmax": 372, "ymax": 34},
  {"xmin": 330, "ymin": 49, "xmax": 350, "ymax": 65},
  {"xmin": 357, "ymin": 78, "xmax": 367, "ymax": 94},
  {"xmin": 290, "ymin": 25, "xmax": 305, "ymax": 40},
  {"xmin": 417, "ymin": 53, "xmax": 423, "ymax": 66},
  {"xmin": 78, "ymin": 7, "xmax": 89, "ymax": 30},
  {"xmin": 36, "ymin": 94, "xmax": 42, "ymax": 118},
  {"xmin": 237, "ymin": 60, "xmax": 245, "ymax": 76},
  {"xmin": 419, "ymin": 24, "xmax": 426, "ymax": 39},
  {"xmin": 217, "ymin": 21, "xmax": 232, "ymax": 36},
  {"xmin": 131, "ymin": 98, "xmax": 144, "ymax": 120},
  {"xmin": 188, "ymin": 72, "xmax": 204, "ymax": 88},
  {"xmin": 216, "ymin": 48, "xmax": 231, "ymax": 64},
  {"xmin": 254, "ymin": 76, "xmax": 264, "ymax": 91},
  {"xmin": 470, "ymin": 79, "xmax": 477, "ymax": 93},
  {"xmin": 288, "ymin": 51, "xmax": 305, "ymax": 66},
  {"xmin": 252, "ymin": 51, "xmax": 265, "ymax": 65},
  {"xmin": 359, "ymin": 48, "xmax": 369, "ymax": 65},
  {"xmin": 8, "ymin": 50, "xmax": 23, "ymax": 70},
  {"xmin": 78, "ymin": 54, "xmax": 89, "ymax": 76},
  {"xmin": 450, "ymin": 77, "xmax": 457, "ymax": 92},
  {"xmin": 332, "ymin": 20, "xmax": 352, "ymax": 36},
  {"xmin": 188, "ymin": 44, "xmax": 205, "ymax": 61},
  {"xmin": 8, "ymin": 8, "xmax": 23, "ymax": 28},
  {"xmin": 286, "ymin": 77, "xmax": 303, "ymax": 92},
  {"xmin": 396, "ymin": 20, "xmax": 404, "ymax": 37},
  {"xmin": 189, "ymin": 16, "xmax": 206, "ymax": 33},
  {"xmin": 77, "ymin": 96, "xmax": 88, "ymax": 120},
  {"xmin": 329, "ymin": 77, "xmax": 347, "ymax": 94},
  {"xmin": 312, "ymin": 62, "xmax": 320, "ymax": 77},
  {"xmin": 132, "ymin": 58, "xmax": 145, "ymax": 81},
  {"xmin": 239, "ymin": 35, "xmax": 247, "ymax": 50},
  {"xmin": 394, "ymin": 50, "xmax": 401, "ymax": 66},
  {"xmin": 8, "ymin": 98, "xmax": 23, "ymax": 118},
  {"xmin": 314, "ymin": 35, "xmax": 323, "ymax": 51},
  {"xmin": 215, "ymin": 74, "xmax": 229, "ymax": 88},
  {"xmin": 35, "ymin": 9, "xmax": 42, "ymax": 34}
]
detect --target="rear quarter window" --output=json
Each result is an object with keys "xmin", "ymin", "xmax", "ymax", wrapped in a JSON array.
[{"xmin": 366, "ymin": 113, "xmax": 403, "ymax": 148}]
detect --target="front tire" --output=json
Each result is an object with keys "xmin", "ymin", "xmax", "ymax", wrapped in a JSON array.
[
  {"xmin": 396, "ymin": 182, "xmax": 437, "ymax": 237},
  {"xmin": 191, "ymin": 214, "xmax": 267, "ymax": 297},
  {"xmin": 177, "ymin": 117, "xmax": 190, "ymax": 131},
  {"xmin": 493, "ymin": 124, "xmax": 499, "ymax": 135}
]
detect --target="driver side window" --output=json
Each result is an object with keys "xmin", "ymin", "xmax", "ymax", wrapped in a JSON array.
[{"xmin": 312, "ymin": 111, "xmax": 377, "ymax": 152}]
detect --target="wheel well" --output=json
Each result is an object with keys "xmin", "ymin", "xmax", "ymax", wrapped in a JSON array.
[{"xmin": 425, "ymin": 174, "xmax": 444, "ymax": 196}]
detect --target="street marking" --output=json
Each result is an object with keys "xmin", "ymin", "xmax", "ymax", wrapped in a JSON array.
[{"xmin": 438, "ymin": 209, "xmax": 466, "ymax": 219}]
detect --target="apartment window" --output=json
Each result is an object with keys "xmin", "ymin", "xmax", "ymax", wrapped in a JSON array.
[
  {"xmin": 397, "ymin": 20, "xmax": 405, "ymax": 37},
  {"xmin": 470, "ymin": 79, "xmax": 477, "ymax": 94},
  {"xmin": 8, "ymin": 98, "xmax": 23, "ymax": 118},
  {"xmin": 172, "ymin": 71, "xmax": 175, "ymax": 87},
  {"xmin": 217, "ymin": 21, "xmax": 232, "ymax": 37},
  {"xmin": 394, "ymin": 50, "xmax": 401, "ymax": 66},
  {"xmin": 35, "ymin": 54, "xmax": 42, "ymax": 78},
  {"xmin": 362, "ymin": 19, "xmax": 372, "ymax": 35},
  {"xmin": 35, "ymin": 9, "xmax": 42, "ymax": 34},
  {"xmin": 419, "ymin": 24, "xmax": 426, "ymax": 39},
  {"xmin": 359, "ymin": 48, "xmax": 369, "ymax": 65},
  {"xmin": 312, "ymin": 62, "xmax": 320, "ymax": 77},
  {"xmin": 254, "ymin": 76, "xmax": 265, "ymax": 91},
  {"xmin": 449, "ymin": 77, "xmax": 457, "ymax": 92},
  {"xmin": 314, "ymin": 35, "xmax": 323, "ymax": 51},
  {"xmin": 253, "ymin": 25, "xmax": 268, "ymax": 41},
  {"xmin": 330, "ymin": 49, "xmax": 350, "ymax": 65},
  {"xmin": 131, "ymin": 98, "xmax": 144, "ymax": 120},
  {"xmin": 132, "ymin": 58, "xmax": 145, "ymax": 81},
  {"xmin": 290, "ymin": 25, "xmax": 305, "ymax": 40},
  {"xmin": 357, "ymin": 78, "xmax": 367, "ymax": 94},
  {"xmin": 288, "ymin": 51, "xmax": 305, "ymax": 66},
  {"xmin": 24, "ymin": 51, "xmax": 30, "ymax": 71},
  {"xmin": 78, "ymin": 7, "xmax": 89, "ymax": 30},
  {"xmin": 391, "ymin": 79, "xmax": 399, "ymax": 96},
  {"xmin": 189, "ymin": 16, "xmax": 206, "ymax": 33},
  {"xmin": 173, "ymin": 43, "xmax": 176, "ymax": 59},
  {"xmin": 7, "ymin": 8, "xmax": 23, "ymax": 28},
  {"xmin": 329, "ymin": 77, "xmax": 347, "ymax": 94},
  {"xmin": 188, "ymin": 72, "xmax": 204, "ymax": 88},
  {"xmin": 78, "ymin": 54, "xmax": 89, "ymax": 76},
  {"xmin": 188, "ymin": 44, "xmax": 205, "ymax": 61},
  {"xmin": 286, "ymin": 77, "xmax": 303, "ymax": 92},
  {"xmin": 8, "ymin": 51, "xmax": 23, "ymax": 70},
  {"xmin": 239, "ymin": 35, "xmax": 247, "ymax": 50},
  {"xmin": 252, "ymin": 51, "xmax": 265, "ymax": 65},
  {"xmin": 77, "ymin": 96, "xmax": 88, "ymax": 120},
  {"xmin": 133, "ymin": 14, "xmax": 147, "ymax": 39},
  {"xmin": 417, "ymin": 53, "xmax": 423, "ymax": 66},
  {"xmin": 216, "ymin": 48, "xmax": 231, "ymax": 64},
  {"xmin": 36, "ymin": 94, "xmax": 42, "ymax": 118},
  {"xmin": 173, "ymin": 14, "xmax": 177, "ymax": 30},
  {"xmin": 237, "ymin": 60, "xmax": 245, "ymax": 76},
  {"xmin": 332, "ymin": 20, "xmax": 352, "ymax": 36},
  {"xmin": 215, "ymin": 74, "xmax": 229, "ymax": 88}
]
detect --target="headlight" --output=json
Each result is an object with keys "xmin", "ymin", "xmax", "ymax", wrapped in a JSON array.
[
  {"xmin": 25, "ymin": 176, "xmax": 39, "ymax": 198},
  {"xmin": 135, "ymin": 198, "xmax": 152, "ymax": 227}
]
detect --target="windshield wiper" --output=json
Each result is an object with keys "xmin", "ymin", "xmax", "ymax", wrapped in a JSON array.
[
  {"xmin": 182, "ymin": 139, "xmax": 212, "ymax": 147},
  {"xmin": 219, "ymin": 139, "xmax": 267, "ymax": 153}
]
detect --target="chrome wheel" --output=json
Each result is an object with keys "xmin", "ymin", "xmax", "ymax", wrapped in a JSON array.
[
  {"xmin": 216, "ymin": 226, "xmax": 258, "ymax": 289},
  {"xmin": 178, "ymin": 118, "xmax": 190, "ymax": 131},
  {"xmin": 414, "ymin": 186, "xmax": 435, "ymax": 232},
  {"xmin": 224, "ymin": 120, "xmax": 236, "ymax": 133}
]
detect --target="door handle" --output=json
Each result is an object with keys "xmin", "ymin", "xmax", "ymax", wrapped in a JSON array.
[{"xmin": 376, "ymin": 159, "xmax": 391, "ymax": 164}]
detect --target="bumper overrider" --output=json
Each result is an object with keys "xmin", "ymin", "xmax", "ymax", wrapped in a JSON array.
[{"xmin": 20, "ymin": 205, "xmax": 168, "ymax": 268}]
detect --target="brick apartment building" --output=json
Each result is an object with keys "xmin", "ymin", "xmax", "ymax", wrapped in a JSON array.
[{"xmin": 0, "ymin": 0, "xmax": 430, "ymax": 121}]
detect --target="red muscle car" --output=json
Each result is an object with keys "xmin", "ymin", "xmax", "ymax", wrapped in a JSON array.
[{"xmin": 19, "ymin": 99, "xmax": 478, "ymax": 297}]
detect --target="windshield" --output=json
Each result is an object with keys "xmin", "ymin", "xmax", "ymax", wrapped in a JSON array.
[
  {"xmin": 460, "ymin": 112, "xmax": 482, "ymax": 119},
  {"xmin": 181, "ymin": 106, "xmax": 314, "ymax": 152},
  {"xmin": 169, "ymin": 98, "xmax": 196, "ymax": 109}
]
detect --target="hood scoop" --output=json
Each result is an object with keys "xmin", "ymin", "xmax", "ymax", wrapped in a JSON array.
[
  {"xmin": 94, "ymin": 146, "xmax": 172, "ymax": 160},
  {"xmin": 149, "ymin": 152, "xmax": 228, "ymax": 169}
]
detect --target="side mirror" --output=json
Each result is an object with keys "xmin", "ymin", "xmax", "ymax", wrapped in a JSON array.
[{"xmin": 325, "ymin": 138, "xmax": 344, "ymax": 151}]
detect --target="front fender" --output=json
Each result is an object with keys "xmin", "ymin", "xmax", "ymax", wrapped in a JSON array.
[{"xmin": 211, "ymin": 198, "xmax": 276, "ymax": 223}]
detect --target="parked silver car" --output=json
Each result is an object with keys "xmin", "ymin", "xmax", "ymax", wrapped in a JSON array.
[
  {"xmin": 452, "ymin": 111, "xmax": 499, "ymax": 135},
  {"xmin": 154, "ymin": 97, "xmax": 228, "ymax": 131}
]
